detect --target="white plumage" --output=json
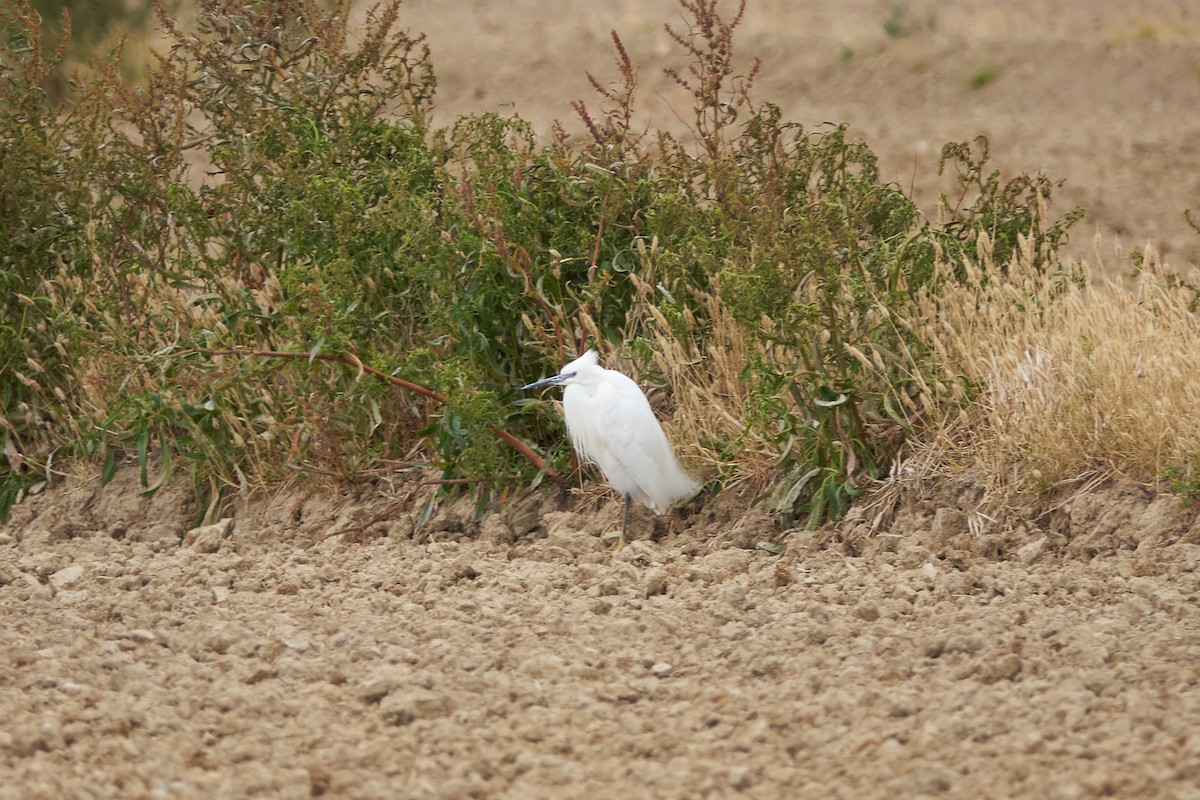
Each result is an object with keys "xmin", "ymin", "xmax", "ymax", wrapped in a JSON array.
[{"xmin": 522, "ymin": 349, "xmax": 700, "ymax": 546}]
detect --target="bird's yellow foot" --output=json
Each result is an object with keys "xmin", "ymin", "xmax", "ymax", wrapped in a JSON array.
[{"xmin": 612, "ymin": 535, "xmax": 628, "ymax": 555}]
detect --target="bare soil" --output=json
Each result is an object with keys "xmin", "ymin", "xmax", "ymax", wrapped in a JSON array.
[
  {"xmin": 4, "ymin": 2, "xmax": 1200, "ymax": 798},
  {"xmin": 3, "ymin": 470, "xmax": 1200, "ymax": 799}
]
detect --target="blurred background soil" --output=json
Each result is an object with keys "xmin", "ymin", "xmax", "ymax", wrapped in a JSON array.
[{"xmin": 401, "ymin": 0, "xmax": 1200, "ymax": 271}]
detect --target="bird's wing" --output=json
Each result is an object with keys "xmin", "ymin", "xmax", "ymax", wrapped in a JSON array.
[{"xmin": 565, "ymin": 373, "xmax": 696, "ymax": 513}]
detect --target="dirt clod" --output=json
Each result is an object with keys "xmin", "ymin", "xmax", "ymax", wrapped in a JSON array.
[
  {"xmin": 980, "ymin": 653, "xmax": 1025, "ymax": 684},
  {"xmin": 47, "ymin": 565, "xmax": 84, "ymax": 590},
  {"xmin": 184, "ymin": 518, "xmax": 234, "ymax": 553}
]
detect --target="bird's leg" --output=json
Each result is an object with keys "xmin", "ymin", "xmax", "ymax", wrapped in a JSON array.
[{"xmin": 614, "ymin": 493, "xmax": 632, "ymax": 554}]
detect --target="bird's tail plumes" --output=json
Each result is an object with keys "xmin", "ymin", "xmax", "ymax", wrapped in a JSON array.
[{"xmin": 636, "ymin": 459, "xmax": 701, "ymax": 515}]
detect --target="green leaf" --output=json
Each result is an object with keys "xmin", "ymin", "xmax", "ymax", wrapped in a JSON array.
[
  {"xmin": 140, "ymin": 441, "xmax": 174, "ymax": 498},
  {"xmin": 136, "ymin": 424, "xmax": 151, "ymax": 487},
  {"xmin": 101, "ymin": 445, "xmax": 117, "ymax": 485}
]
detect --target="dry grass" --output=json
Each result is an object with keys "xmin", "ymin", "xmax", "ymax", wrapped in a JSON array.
[
  {"xmin": 594, "ymin": 239, "xmax": 780, "ymax": 499},
  {"xmin": 914, "ymin": 237, "xmax": 1200, "ymax": 501},
  {"xmin": 646, "ymin": 283, "xmax": 777, "ymax": 494}
]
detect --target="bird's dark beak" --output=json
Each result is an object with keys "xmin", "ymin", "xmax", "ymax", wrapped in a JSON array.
[{"xmin": 521, "ymin": 373, "xmax": 571, "ymax": 391}]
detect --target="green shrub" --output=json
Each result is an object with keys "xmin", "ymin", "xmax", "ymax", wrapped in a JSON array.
[
  {"xmin": 0, "ymin": 0, "xmax": 1081, "ymax": 527},
  {"xmin": 1, "ymin": 0, "xmax": 102, "ymax": 511}
]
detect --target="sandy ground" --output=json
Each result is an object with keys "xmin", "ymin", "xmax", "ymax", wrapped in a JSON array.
[
  {"xmin": 4, "ymin": 1, "xmax": 1200, "ymax": 798},
  {"xmin": 2, "ymin": 471, "xmax": 1200, "ymax": 799}
]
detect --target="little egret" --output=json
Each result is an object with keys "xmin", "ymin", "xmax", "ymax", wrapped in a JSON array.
[{"xmin": 522, "ymin": 349, "xmax": 700, "ymax": 549}]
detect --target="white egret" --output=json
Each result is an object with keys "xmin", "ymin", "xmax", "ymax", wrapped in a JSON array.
[{"xmin": 522, "ymin": 349, "xmax": 700, "ymax": 549}]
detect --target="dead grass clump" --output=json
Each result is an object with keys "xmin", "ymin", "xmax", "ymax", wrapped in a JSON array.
[
  {"xmin": 917, "ymin": 240, "xmax": 1200, "ymax": 501},
  {"xmin": 640, "ymin": 279, "xmax": 777, "ymax": 499}
]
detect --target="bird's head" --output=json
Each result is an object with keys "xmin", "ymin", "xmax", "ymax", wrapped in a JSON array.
[{"xmin": 520, "ymin": 349, "xmax": 600, "ymax": 392}]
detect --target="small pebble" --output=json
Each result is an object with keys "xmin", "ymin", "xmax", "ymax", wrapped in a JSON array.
[
  {"xmin": 650, "ymin": 661, "xmax": 675, "ymax": 677},
  {"xmin": 49, "ymin": 565, "xmax": 84, "ymax": 590}
]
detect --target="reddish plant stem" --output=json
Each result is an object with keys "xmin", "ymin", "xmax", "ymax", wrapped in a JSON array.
[{"xmin": 195, "ymin": 348, "xmax": 562, "ymax": 485}]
